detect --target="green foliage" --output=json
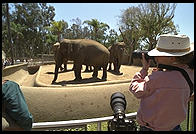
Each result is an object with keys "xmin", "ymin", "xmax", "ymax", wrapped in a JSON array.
[
  {"xmin": 2, "ymin": 3, "xmax": 179, "ymax": 62},
  {"xmin": 118, "ymin": 3, "xmax": 179, "ymax": 65},
  {"xmin": 2, "ymin": 3, "xmax": 55, "ymax": 59},
  {"xmin": 137, "ymin": 3, "xmax": 179, "ymax": 50},
  {"xmin": 47, "ymin": 20, "xmax": 68, "ymax": 42},
  {"xmin": 83, "ymin": 19, "xmax": 110, "ymax": 45}
]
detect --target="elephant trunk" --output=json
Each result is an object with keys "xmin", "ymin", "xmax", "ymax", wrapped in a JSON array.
[
  {"xmin": 52, "ymin": 59, "xmax": 63, "ymax": 84},
  {"xmin": 52, "ymin": 65, "xmax": 59, "ymax": 84}
]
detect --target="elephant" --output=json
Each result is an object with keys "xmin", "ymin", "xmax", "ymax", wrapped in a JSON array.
[
  {"xmin": 52, "ymin": 39, "xmax": 110, "ymax": 83},
  {"xmin": 53, "ymin": 42, "xmax": 74, "ymax": 72},
  {"xmin": 108, "ymin": 42, "xmax": 126, "ymax": 75}
]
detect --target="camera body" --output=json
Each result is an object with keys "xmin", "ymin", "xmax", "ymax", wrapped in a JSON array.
[
  {"xmin": 132, "ymin": 50, "xmax": 154, "ymax": 61},
  {"xmin": 108, "ymin": 114, "xmax": 137, "ymax": 131},
  {"xmin": 108, "ymin": 92, "xmax": 137, "ymax": 131}
]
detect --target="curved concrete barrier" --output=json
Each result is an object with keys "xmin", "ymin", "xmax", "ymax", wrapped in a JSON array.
[
  {"xmin": 2, "ymin": 63, "xmax": 28, "ymax": 77},
  {"xmin": 2, "ymin": 63, "xmax": 29, "ymax": 85},
  {"xmin": 22, "ymin": 83, "xmax": 139, "ymax": 123},
  {"xmin": 2, "ymin": 62, "xmax": 139, "ymax": 123}
]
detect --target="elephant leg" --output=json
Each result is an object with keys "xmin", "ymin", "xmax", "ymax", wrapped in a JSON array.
[
  {"xmin": 116, "ymin": 58, "xmax": 120, "ymax": 73},
  {"xmin": 90, "ymin": 66, "xmax": 93, "ymax": 71},
  {"xmin": 98, "ymin": 66, "xmax": 101, "ymax": 70},
  {"xmin": 63, "ymin": 61, "xmax": 67, "ymax": 71},
  {"xmin": 114, "ymin": 58, "xmax": 118, "ymax": 72},
  {"xmin": 64, "ymin": 64, "xmax": 67, "ymax": 71},
  {"xmin": 92, "ymin": 66, "xmax": 98, "ymax": 78},
  {"xmin": 52, "ymin": 59, "xmax": 63, "ymax": 83},
  {"xmin": 102, "ymin": 64, "xmax": 107, "ymax": 81},
  {"xmin": 84, "ymin": 65, "xmax": 90, "ymax": 72},
  {"xmin": 116, "ymin": 58, "xmax": 123, "ymax": 75},
  {"xmin": 108, "ymin": 62, "xmax": 112, "ymax": 70},
  {"xmin": 71, "ymin": 64, "xmax": 75, "ymax": 71},
  {"xmin": 74, "ymin": 64, "xmax": 82, "ymax": 81},
  {"xmin": 118, "ymin": 56, "xmax": 124, "ymax": 74},
  {"xmin": 60, "ymin": 65, "xmax": 64, "ymax": 71}
]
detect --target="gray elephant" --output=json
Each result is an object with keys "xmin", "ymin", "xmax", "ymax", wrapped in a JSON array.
[
  {"xmin": 53, "ymin": 42, "xmax": 74, "ymax": 72},
  {"xmin": 52, "ymin": 39, "xmax": 110, "ymax": 83},
  {"xmin": 108, "ymin": 42, "xmax": 126, "ymax": 74}
]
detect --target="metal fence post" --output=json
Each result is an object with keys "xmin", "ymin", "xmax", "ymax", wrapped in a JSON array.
[
  {"xmin": 191, "ymin": 101, "xmax": 194, "ymax": 131},
  {"xmin": 97, "ymin": 122, "xmax": 101, "ymax": 131}
]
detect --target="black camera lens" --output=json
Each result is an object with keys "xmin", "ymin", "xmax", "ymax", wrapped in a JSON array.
[
  {"xmin": 110, "ymin": 92, "xmax": 127, "ymax": 116},
  {"xmin": 144, "ymin": 52, "xmax": 154, "ymax": 61},
  {"xmin": 108, "ymin": 92, "xmax": 137, "ymax": 131}
]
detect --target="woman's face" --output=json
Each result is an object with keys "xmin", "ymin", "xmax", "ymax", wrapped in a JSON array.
[{"xmin": 154, "ymin": 56, "xmax": 177, "ymax": 65}]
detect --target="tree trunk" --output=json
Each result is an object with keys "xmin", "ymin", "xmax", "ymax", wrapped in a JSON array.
[
  {"xmin": 128, "ymin": 41, "xmax": 135, "ymax": 65},
  {"xmin": 6, "ymin": 3, "xmax": 14, "ymax": 65},
  {"xmin": 119, "ymin": 28, "xmax": 135, "ymax": 65}
]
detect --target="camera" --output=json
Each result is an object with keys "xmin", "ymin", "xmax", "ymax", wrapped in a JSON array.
[
  {"xmin": 132, "ymin": 50, "xmax": 154, "ymax": 62},
  {"xmin": 108, "ymin": 92, "xmax": 137, "ymax": 131}
]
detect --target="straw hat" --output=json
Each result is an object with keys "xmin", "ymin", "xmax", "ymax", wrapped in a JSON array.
[{"xmin": 148, "ymin": 34, "xmax": 194, "ymax": 56}]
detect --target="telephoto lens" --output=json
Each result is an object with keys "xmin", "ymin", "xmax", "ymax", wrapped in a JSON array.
[
  {"xmin": 110, "ymin": 92, "xmax": 126, "ymax": 117},
  {"xmin": 108, "ymin": 92, "xmax": 137, "ymax": 131}
]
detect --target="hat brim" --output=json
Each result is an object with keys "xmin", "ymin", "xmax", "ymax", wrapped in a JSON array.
[{"xmin": 148, "ymin": 43, "xmax": 194, "ymax": 56}]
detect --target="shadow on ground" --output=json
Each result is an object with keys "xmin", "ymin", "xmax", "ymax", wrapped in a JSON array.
[
  {"xmin": 107, "ymin": 70, "xmax": 123, "ymax": 75},
  {"xmin": 51, "ymin": 77, "xmax": 105, "ymax": 86},
  {"xmin": 46, "ymin": 69, "xmax": 124, "ymax": 86},
  {"xmin": 46, "ymin": 69, "xmax": 73, "ymax": 74}
]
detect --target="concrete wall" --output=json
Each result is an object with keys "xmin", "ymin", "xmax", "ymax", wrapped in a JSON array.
[
  {"xmin": 2, "ymin": 63, "xmax": 29, "ymax": 84},
  {"xmin": 2, "ymin": 62, "xmax": 139, "ymax": 123},
  {"xmin": 2, "ymin": 63, "xmax": 28, "ymax": 77},
  {"xmin": 22, "ymin": 84, "xmax": 139, "ymax": 123}
]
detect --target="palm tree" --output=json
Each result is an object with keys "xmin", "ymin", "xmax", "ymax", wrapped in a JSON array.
[
  {"xmin": 48, "ymin": 20, "xmax": 68, "ymax": 42},
  {"xmin": 83, "ymin": 19, "xmax": 110, "ymax": 42}
]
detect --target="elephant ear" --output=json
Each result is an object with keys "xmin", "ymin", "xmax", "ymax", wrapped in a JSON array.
[
  {"xmin": 72, "ymin": 42, "xmax": 80, "ymax": 54},
  {"xmin": 67, "ymin": 42, "xmax": 80, "ymax": 56}
]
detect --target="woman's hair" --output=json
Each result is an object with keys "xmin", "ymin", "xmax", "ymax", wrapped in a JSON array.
[{"xmin": 175, "ymin": 52, "xmax": 194, "ymax": 69}]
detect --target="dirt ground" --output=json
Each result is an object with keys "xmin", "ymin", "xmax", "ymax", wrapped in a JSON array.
[{"xmin": 37, "ymin": 64, "xmax": 153, "ymax": 86}]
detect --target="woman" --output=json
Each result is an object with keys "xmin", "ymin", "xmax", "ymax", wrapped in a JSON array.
[{"xmin": 129, "ymin": 34, "xmax": 194, "ymax": 131}]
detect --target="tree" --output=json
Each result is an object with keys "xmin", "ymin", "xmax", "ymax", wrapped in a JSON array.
[
  {"xmin": 9, "ymin": 22, "xmax": 26, "ymax": 58},
  {"xmin": 119, "ymin": 6, "xmax": 141, "ymax": 65},
  {"xmin": 83, "ymin": 19, "xmax": 110, "ymax": 43},
  {"xmin": 138, "ymin": 3, "xmax": 179, "ymax": 50},
  {"xmin": 119, "ymin": 3, "xmax": 179, "ymax": 64},
  {"xmin": 5, "ymin": 3, "xmax": 14, "ymax": 64},
  {"xmin": 105, "ymin": 29, "xmax": 119, "ymax": 48},
  {"xmin": 48, "ymin": 20, "xmax": 68, "ymax": 42}
]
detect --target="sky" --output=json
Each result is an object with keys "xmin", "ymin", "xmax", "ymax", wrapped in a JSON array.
[
  {"xmin": 47, "ymin": 3, "xmax": 194, "ymax": 43},
  {"xmin": 11, "ymin": 3, "xmax": 182, "ymax": 44}
]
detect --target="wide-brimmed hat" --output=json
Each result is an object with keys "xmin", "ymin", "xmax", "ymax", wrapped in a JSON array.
[{"xmin": 148, "ymin": 34, "xmax": 194, "ymax": 56}]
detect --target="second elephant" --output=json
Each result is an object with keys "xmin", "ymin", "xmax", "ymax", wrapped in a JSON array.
[
  {"xmin": 108, "ymin": 42, "xmax": 126, "ymax": 74},
  {"xmin": 52, "ymin": 39, "xmax": 110, "ymax": 83}
]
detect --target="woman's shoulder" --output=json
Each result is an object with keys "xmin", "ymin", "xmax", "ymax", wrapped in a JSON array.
[
  {"xmin": 149, "ymin": 69, "xmax": 181, "ymax": 82},
  {"xmin": 2, "ymin": 80, "xmax": 20, "ymax": 95}
]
